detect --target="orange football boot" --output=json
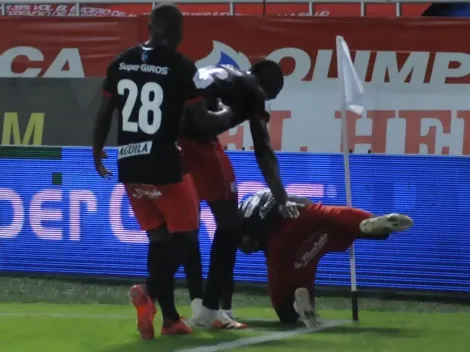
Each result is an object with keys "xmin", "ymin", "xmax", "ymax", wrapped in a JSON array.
[
  {"xmin": 129, "ymin": 284, "xmax": 157, "ymax": 340},
  {"xmin": 161, "ymin": 318, "xmax": 193, "ymax": 335}
]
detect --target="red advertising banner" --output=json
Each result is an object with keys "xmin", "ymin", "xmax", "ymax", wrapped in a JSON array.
[
  {"xmin": 0, "ymin": 16, "xmax": 142, "ymax": 77},
  {"xmin": 2, "ymin": 15, "xmax": 470, "ymax": 83},
  {"xmin": 4, "ymin": 3, "xmax": 429, "ymax": 17},
  {"xmin": 180, "ymin": 17, "xmax": 470, "ymax": 84}
]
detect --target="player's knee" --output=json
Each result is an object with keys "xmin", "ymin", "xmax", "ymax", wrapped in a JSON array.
[
  {"xmin": 146, "ymin": 225, "xmax": 171, "ymax": 242},
  {"xmin": 209, "ymin": 200, "xmax": 241, "ymax": 232},
  {"xmin": 274, "ymin": 302, "xmax": 298, "ymax": 324},
  {"xmin": 173, "ymin": 229, "xmax": 199, "ymax": 244}
]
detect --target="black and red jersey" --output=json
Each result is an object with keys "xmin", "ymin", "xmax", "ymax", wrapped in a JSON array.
[
  {"xmin": 103, "ymin": 44, "xmax": 203, "ymax": 185},
  {"xmin": 182, "ymin": 64, "xmax": 269, "ymax": 141}
]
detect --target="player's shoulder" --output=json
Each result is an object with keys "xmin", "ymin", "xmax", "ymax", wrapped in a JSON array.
[
  {"xmin": 222, "ymin": 64, "xmax": 245, "ymax": 76},
  {"xmin": 106, "ymin": 45, "xmax": 141, "ymax": 69},
  {"xmin": 169, "ymin": 51, "xmax": 196, "ymax": 71},
  {"xmin": 115, "ymin": 45, "xmax": 142, "ymax": 61}
]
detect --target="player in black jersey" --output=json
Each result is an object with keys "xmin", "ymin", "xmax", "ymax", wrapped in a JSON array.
[
  {"xmin": 179, "ymin": 61, "xmax": 301, "ymax": 328},
  {"xmin": 92, "ymin": 3, "xmax": 232, "ymax": 339},
  {"xmin": 234, "ymin": 189, "xmax": 413, "ymax": 327}
]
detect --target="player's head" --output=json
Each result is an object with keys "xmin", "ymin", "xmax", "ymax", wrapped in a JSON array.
[
  {"xmin": 251, "ymin": 59, "xmax": 284, "ymax": 100},
  {"xmin": 149, "ymin": 3, "xmax": 183, "ymax": 49}
]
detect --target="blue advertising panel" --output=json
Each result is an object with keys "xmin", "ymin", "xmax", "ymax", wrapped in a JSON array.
[{"xmin": 0, "ymin": 147, "xmax": 469, "ymax": 293}]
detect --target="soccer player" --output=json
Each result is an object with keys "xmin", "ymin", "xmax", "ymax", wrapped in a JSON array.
[
  {"xmin": 179, "ymin": 62, "xmax": 301, "ymax": 328},
  {"xmin": 92, "ymin": 3, "xmax": 232, "ymax": 339},
  {"xmin": 236, "ymin": 189, "xmax": 414, "ymax": 327}
]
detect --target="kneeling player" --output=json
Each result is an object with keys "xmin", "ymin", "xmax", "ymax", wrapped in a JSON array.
[{"xmin": 236, "ymin": 189, "xmax": 414, "ymax": 327}]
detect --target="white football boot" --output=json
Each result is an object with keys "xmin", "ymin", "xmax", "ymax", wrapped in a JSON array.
[
  {"xmin": 191, "ymin": 305, "xmax": 247, "ymax": 329},
  {"xmin": 360, "ymin": 213, "xmax": 413, "ymax": 235},
  {"xmin": 294, "ymin": 288, "xmax": 321, "ymax": 328}
]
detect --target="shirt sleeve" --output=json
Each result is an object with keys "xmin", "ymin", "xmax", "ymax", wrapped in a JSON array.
[
  {"xmin": 102, "ymin": 59, "xmax": 119, "ymax": 98},
  {"xmin": 180, "ymin": 59, "xmax": 212, "ymax": 104}
]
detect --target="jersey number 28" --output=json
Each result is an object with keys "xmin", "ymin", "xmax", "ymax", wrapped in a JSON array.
[{"xmin": 118, "ymin": 79, "xmax": 162, "ymax": 134}]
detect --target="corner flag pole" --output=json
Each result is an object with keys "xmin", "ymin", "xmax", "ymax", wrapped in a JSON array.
[{"xmin": 335, "ymin": 36, "xmax": 365, "ymax": 322}]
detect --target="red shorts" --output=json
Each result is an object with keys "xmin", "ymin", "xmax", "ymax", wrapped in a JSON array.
[
  {"xmin": 178, "ymin": 137, "xmax": 237, "ymax": 202},
  {"xmin": 267, "ymin": 204, "xmax": 372, "ymax": 307},
  {"xmin": 124, "ymin": 174, "xmax": 199, "ymax": 233}
]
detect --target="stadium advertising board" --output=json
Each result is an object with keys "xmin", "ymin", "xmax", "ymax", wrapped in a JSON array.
[
  {"xmin": 1, "ymin": 147, "xmax": 469, "ymax": 293},
  {"xmin": 1, "ymin": 16, "xmax": 470, "ymax": 155}
]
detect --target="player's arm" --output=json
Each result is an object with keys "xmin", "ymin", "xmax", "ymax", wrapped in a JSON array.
[
  {"xmin": 181, "ymin": 61, "xmax": 233, "ymax": 135},
  {"xmin": 92, "ymin": 61, "xmax": 116, "ymax": 178},
  {"xmin": 250, "ymin": 117, "xmax": 300, "ymax": 219},
  {"xmin": 185, "ymin": 99, "xmax": 233, "ymax": 135},
  {"xmin": 212, "ymin": 99, "xmax": 236, "ymax": 134},
  {"xmin": 250, "ymin": 116, "xmax": 288, "ymax": 204}
]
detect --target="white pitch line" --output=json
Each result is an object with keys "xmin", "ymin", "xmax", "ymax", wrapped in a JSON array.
[
  {"xmin": 174, "ymin": 319, "xmax": 349, "ymax": 352},
  {"xmin": 0, "ymin": 312, "xmax": 133, "ymax": 320}
]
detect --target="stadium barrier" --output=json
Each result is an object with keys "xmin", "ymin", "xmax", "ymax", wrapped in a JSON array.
[{"xmin": 0, "ymin": 0, "xmax": 434, "ymax": 18}]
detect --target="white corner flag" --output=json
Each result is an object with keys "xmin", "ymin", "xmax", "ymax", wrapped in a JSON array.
[
  {"xmin": 336, "ymin": 36, "xmax": 365, "ymax": 322},
  {"xmin": 336, "ymin": 36, "xmax": 365, "ymax": 115}
]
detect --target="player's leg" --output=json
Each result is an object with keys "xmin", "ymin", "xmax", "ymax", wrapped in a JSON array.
[
  {"xmin": 145, "ymin": 225, "xmax": 188, "ymax": 334},
  {"xmin": 128, "ymin": 226, "xmax": 195, "ymax": 338},
  {"xmin": 200, "ymin": 198, "xmax": 245, "ymax": 328},
  {"xmin": 267, "ymin": 212, "xmax": 337, "ymax": 328},
  {"xmin": 155, "ymin": 174, "xmax": 201, "ymax": 335},
  {"xmin": 178, "ymin": 138, "xmax": 213, "ymax": 315},
  {"xmin": 359, "ymin": 213, "xmax": 414, "ymax": 236},
  {"xmin": 292, "ymin": 257, "xmax": 321, "ymax": 328},
  {"xmin": 270, "ymin": 260, "xmax": 320, "ymax": 328},
  {"xmin": 179, "ymin": 137, "xmax": 245, "ymax": 328},
  {"xmin": 124, "ymin": 183, "xmax": 162, "ymax": 340},
  {"xmin": 220, "ymin": 275, "xmax": 235, "ymax": 319},
  {"xmin": 182, "ymin": 202, "xmax": 204, "ymax": 312},
  {"xmin": 307, "ymin": 203, "xmax": 413, "ymax": 239},
  {"xmin": 266, "ymin": 220, "xmax": 313, "ymax": 325},
  {"xmin": 183, "ymin": 232, "xmax": 204, "ymax": 311}
]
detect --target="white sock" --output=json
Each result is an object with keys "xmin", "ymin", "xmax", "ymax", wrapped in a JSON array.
[
  {"xmin": 190, "ymin": 298, "xmax": 202, "ymax": 316},
  {"xmin": 222, "ymin": 310, "xmax": 234, "ymax": 319},
  {"xmin": 198, "ymin": 305, "xmax": 218, "ymax": 320}
]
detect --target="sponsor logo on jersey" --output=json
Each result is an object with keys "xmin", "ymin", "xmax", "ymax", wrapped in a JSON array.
[
  {"xmin": 118, "ymin": 141, "xmax": 152, "ymax": 160},
  {"xmin": 132, "ymin": 187, "xmax": 162, "ymax": 199},
  {"xmin": 294, "ymin": 232, "xmax": 328, "ymax": 269},
  {"xmin": 118, "ymin": 63, "xmax": 168, "ymax": 75}
]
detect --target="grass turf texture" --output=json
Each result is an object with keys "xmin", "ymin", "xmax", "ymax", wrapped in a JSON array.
[{"xmin": 0, "ymin": 278, "xmax": 469, "ymax": 352}]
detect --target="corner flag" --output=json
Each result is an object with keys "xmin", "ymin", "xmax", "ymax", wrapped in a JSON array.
[
  {"xmin": 336, "ymin": 36, "xmax": 365, "ymax": 115},
  {"xmin": 335, "ymin": 35, "xmax": 365, "ymax": 323}
]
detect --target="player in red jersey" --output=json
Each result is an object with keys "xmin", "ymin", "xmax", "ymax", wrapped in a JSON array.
[
  {"xmin": 180, "ymin": 62, "xmax": 301, "ymax": 329},
  {"xmin": 92, "ymin": 3, "xmax": 232, "ymax": 339},
  {"xmin": 235, "ymin": 189, "xmax": 413, "ymax": 327}
]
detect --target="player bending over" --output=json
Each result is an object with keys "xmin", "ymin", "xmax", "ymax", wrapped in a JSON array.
[
  {"xmin": 235, "ymin": 189, "xmax": 413, "ymax": 327},
  {"xmin": 179, "ymin": 62, "xmax": 300, "ymax": 329},
  {"xmin": 92, "ymin": 3, "xmax": 232, "ymax": 339}
]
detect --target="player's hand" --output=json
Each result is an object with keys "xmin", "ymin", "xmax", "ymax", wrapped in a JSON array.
[
  {"xmin": 94, "ymin": 154, "xmax": 112, "ymax": 179},
  {"xmin": 278, "ymin": 201, "xmax": 301, "ymax": 219},
  {"xmin": 217, "ymin": 99, "xmax": 232, "ymax": 113}
]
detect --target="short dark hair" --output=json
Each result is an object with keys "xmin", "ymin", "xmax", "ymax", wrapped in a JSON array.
[
  {"xmin": 150, "ymin": 3, "xmax": 182, "ymax": 33},
  {"xmin": 251, "ymin": 59, "xmax": 284, "ymax": 100}
]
